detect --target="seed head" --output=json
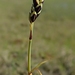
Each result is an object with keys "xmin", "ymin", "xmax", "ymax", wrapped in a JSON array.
[{"xmin": 29, "ymin": 0, "xmax": 44, "ymax": 23}]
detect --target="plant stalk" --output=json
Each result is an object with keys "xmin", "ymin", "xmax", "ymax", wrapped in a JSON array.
[{"xmin": 28, "ymin": 22, "xmax": 34, "ymax": 75}]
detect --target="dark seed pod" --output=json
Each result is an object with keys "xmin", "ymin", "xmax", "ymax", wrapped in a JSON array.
[
  {"xmin": 33, "ymin": 0, "xmax": 39, "ymax": 7},
  {"xmin": 29, "ymin": 0, "xmax": 44, "ymax": 23},
  {"xmin": 29, "ymin": 11, "xmax": 37, "ymax": 23},
  {"xmin": 35, "ymin": 5, "xmax": 42, "ymax": 13}
]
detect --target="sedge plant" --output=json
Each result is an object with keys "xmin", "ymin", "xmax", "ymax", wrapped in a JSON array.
[{"xmin": 28, "ymin": 0, "xmax": 47, "ymax": 75}]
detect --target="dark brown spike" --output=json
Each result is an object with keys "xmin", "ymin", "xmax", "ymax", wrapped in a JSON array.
[
  {"xmin": 33, "ymin": 0, "xmax": 39, "ymax": 7},
  {"xmin": 29, "ymin": 12, "xmax": 38, "ymax": 23},
  {"xmin": 35, "ymin": 5, "xmax": 41, "ymax": 13}
]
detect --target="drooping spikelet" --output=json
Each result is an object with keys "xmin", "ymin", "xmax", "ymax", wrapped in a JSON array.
[{"xmin": 29, "ymin": 0, "xmax": 44, "ymax": 23}]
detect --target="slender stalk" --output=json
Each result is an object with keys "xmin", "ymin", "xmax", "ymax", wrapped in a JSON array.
[
  {"xmin": 28, "ymin": 22, "xmax": 34, "ymax": 75},
  {"xmin": 28, "ymin": 0, "xmax": 44, "ymax": 74},
  {"xmin": 30, "ymin": 60, "xmax": 47, "ymax": 74}
]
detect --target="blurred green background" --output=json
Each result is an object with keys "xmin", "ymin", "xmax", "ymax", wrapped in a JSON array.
[{"xmin": 0, "ymin": 0, "xmax": 75, "ymax": 75}]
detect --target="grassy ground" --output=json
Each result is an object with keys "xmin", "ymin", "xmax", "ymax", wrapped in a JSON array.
[{"xmin": 0, "ymin": 0, "xmax": 75, "ymax": 75}]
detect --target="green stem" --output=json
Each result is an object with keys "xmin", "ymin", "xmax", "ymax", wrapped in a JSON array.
[{"xmin": 28, "ymin": 22, "xmax": 34, "ymax": 75}]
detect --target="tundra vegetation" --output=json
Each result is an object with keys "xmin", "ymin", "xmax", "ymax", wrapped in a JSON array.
[{"xmin": 0, "ymin": 0, "xmax": 75, "ymax": 75}]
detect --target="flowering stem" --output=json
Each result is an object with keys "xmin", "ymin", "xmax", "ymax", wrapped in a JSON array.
[{"xmin": 28, "ymin": 22, "xmax": 34, "ymax": 75}]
